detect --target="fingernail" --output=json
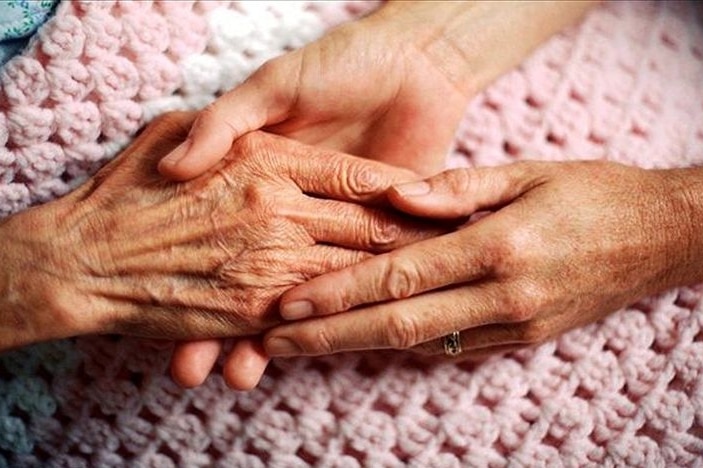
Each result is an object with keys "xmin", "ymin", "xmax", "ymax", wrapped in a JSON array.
[
  {"xmin": 161, "ymin": 140, "xmax": 191, "ymax": 166},
  {"xmin": 394, "ymin": 181, "xmax": 430, "ymax": 197},
  {"xmin": 281, "ymin": 300, "xmax": 314, "ymax": 320},
  {"xmin": 266, "ymin": 337, "xmax": 301, "ymax": 356}
]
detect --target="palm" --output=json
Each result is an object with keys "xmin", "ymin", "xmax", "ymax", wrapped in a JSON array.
[{"xmin": 266, "ymin": 25, "xmax": 468, "ymax": 175}]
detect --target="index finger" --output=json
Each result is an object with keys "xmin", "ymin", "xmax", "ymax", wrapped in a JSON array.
[
  {"xmin": 290, "ymin": 149, "xmax": 419, "ymax": 203},
  {"xmin": 279, "ymin": 226, "xmax": 493, "ymax": 320},
  {"xmin": 259, "ymin": 132, "xmax": 420, "ymax": 203}
]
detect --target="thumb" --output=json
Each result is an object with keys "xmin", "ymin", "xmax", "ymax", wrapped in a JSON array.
[
  {"xmin": 158, "ymin": 59, "xmax": 297, "ymax": 181},
  {"xmin": 387, "ymin": 163, "xmax": 542, "ymax": 218}
]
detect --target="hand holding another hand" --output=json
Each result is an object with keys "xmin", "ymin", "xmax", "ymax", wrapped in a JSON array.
[
  {"xmin": 162, "ymin": 0, "xmax": 602, "ymax": 387},
  {"xmin": 268, "ymin": 161, "xmax": 703, "ymax": 358},
  {"xmin": 157, "ymin": 4, "xmax": 473, "ymax": 180},
  {"xmin": 0, "ymin": 112, "xmax": 443, "ymax": 370}
]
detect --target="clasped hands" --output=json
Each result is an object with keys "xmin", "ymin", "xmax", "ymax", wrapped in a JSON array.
[
  {"xmin": 3, "ymin": 103, "xmax": 697, "ymax": 393},
  {"xmin": 157, "ymin": 2, "xmax": 701, "ymax": 390},
  {"xmin": 3, "ymin": 0, "xmax": 701, "ymax": 393},
  {"xmin": 0, "ymin": 112, "xmax": 441, "ymax": 354}
]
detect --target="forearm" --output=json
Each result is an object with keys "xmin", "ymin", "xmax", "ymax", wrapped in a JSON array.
[{"xmin": 370, "ymin": 1, "xmax": 599, "ymax": 96}]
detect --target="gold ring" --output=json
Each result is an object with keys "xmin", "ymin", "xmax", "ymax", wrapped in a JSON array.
[{"xmin": 443, "ymin": 331, "xmax": 462, "ymax": 356}]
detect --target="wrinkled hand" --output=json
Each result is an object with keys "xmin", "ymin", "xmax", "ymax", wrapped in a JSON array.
[
  {"xmin": 267, "ymin": 161, "xmax": 703, "ymax": 358},
  {"xmin": 0, "ymin": 112, "xmax": 440, "ymax": 356},
  {"xmin": 161, "ymin": 0, "xmax": 600, "ymax": 388},
  {"xmin": 157, "ymin": 7, "xmax": 470, "ymax": 180},
  {"xmin": 163, "ymin": 7, "xmax": 474, "ymax": 387}
]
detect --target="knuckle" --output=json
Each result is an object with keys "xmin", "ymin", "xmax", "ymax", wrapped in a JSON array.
[
  {"xmin": 505, "ymin": 283, "xmax": 545, "ymax": 322},
  {"xmin": 490, "ymin": 229, "xmax": 531, "ymax": 276},
  {"xmin": 257, "ymin": 56, "xmax": 297, "ymax": 104},
  {"xmin": 384, "ymin": 256, "xmax": 422, "ymax": 300},
  {"xmin": 367, "ymin": 214, "xmax": 401, "ymax": 250},
  {"xmin": 521, "ymin": 322, "xmax": 547, "ymax": 344},
  {"xmin": 505, "ymin": 298, "xmax": 534, "ymax": 323},
  {"xmin": 330, "ymin": 282, "xmax": 356, "ymax": 313},
  {"xmin": 385, "ymin": 313, "xmax": 421, "ymax": 349},
  {"xmin": 343, "ymin": 163, "xmax": 384, "ymax": 198},
  {"xmin": 197, "ymin": 102, "xmax": 221, "ymax": 127},
  {"xmin": 198, "ymin": 102, "xmax": 254, "ymax": 143},
  {"xmin": 309, "ymin": 327, "xmax": 337, "ymax": 355},
  {"xmin": 243, "ymin": 183, "xmax": 277, "ymax": 214},
  {"xmin": 233, "ymin": 131, "xmax": 271, "ymax": 166},
  {"xmin": 443, "ymin": 169, "xmax": 473, "ymax": 197},
  {"xmin": 256, "ymin": 57, "xmax": 281, "ymax": 78}
]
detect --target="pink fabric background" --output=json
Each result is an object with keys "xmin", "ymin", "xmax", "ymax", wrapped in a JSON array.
[{"xmin": 0, "ymin": 1, "xmax": 702, "ymax": 466}]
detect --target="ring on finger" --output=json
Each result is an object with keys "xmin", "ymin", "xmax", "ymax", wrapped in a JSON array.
[{"xmin": 443, "ymin": 331, "xmax": 462, "ymax": 357}]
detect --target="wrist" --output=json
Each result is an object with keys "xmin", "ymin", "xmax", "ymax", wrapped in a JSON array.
[
  {"xmin": 370, "ymin": 1, "xmax": 599, "ymax": 96},
  {"xmin": 365, "ymin": 1, "xmax": 478, "ymax": 96},
  {"xmin": 0, "ymin": 202, "xmax": 90, "ymax": 351}
]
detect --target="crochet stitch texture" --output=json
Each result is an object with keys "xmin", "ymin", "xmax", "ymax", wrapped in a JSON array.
[{"xmin": 1, "ymin": 1, "xmax": 702, "ymax": 466}]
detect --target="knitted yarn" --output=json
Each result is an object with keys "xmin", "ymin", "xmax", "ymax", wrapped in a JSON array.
[
  {"xmin": 1, "ymin": 1, "xmax": 703, "ymax": 466},
  {"xmin": 0, "ymin": 0, "xmax": 376, "ymax": 217}
]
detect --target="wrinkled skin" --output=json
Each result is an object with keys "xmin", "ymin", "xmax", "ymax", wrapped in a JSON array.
[
  {"xmin": 0, "ymin": 112, "xmax": 442, "ymax": 351},
  {"xmin": 160, "ymin": 6, "xmax": 473, "ymax": 388},
  {"xmin": 269, "ymin": 161, "xmax": 703, "ymax": 358},
  {"xmin": 161, "ymin": 0, "xmax": 600, "ymax": 388}
]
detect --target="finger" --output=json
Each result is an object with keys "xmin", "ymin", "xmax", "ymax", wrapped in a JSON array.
[
  {"xmin": 279, "ymin": 226, "xmax": 491, "ymax": 320},
  {"xmin": 267, "ymin": 284, "xmax": 520, "ymax": 356},
  {"xmin": 282, "ymin": 141, "xmax": 419, "ymax": 204},
  {"xmin": 170, "ymin": 339, "xmax": 222, "ymax": 388},
  {"xmin": 388, "ymin": 163, "xmax": 543, "ymax": 219},
  {"xmin": 158, "ymin": 58, "xmax": 299, "ymax": 181},
  {"xmin": 223, "ymin": 338, "xmax": 270, "ymax": 391},
  {"xmin": 287, "ymin": 198, "xmax": 446, "ymax": 252}
]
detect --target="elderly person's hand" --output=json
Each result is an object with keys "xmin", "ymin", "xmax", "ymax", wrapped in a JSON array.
[
  {"xmin": 267, "ymin": 161, "xmax": 703, "ymax": 358},
  {"xmin": 0, "ymin": 112, "xmax": 441, "ymax": 354}
]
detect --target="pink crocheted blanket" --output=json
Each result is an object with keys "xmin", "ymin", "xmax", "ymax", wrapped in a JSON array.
[{"xmin": 1, "ymin": 1, "xmax": 702, "ymax": 466}]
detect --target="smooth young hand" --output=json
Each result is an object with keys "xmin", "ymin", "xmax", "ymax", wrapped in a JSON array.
[{"xmin": 157, "ymin": 7, "xmax": 470, "ymax": 179}]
